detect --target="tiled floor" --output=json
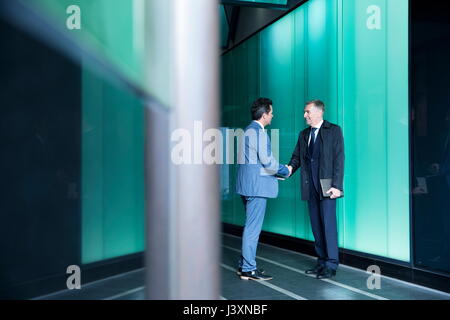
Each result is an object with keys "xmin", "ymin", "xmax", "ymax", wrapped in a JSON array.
[{"xmin": 36, "ymin": 233, "xmax": 450, "ymax": 300}]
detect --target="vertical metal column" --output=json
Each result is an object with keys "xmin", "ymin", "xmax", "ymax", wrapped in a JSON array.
[{"xmin": 145, "ymin": 0, "xmax": 220, "ymax": 299}]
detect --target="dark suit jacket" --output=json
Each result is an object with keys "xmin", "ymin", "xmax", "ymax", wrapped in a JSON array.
[{"xmin": 288, "ymin": 120, "xmax": 345, "ymax": 201}]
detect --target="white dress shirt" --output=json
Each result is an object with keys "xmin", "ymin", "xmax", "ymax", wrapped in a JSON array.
[
  {"xmin": 254, "ymin": 120, "xmax": 265, "ymax": 129},
  {"xmin": 308, "ymin": 120, "xmax": 323, "ymax": 146}
]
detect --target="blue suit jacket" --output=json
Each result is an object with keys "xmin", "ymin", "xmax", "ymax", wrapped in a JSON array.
[{"xmin": 236, "ymin": 121, "xmax": 289, "ymax": 198}]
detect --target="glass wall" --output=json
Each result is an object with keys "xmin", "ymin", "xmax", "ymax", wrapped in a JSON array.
[
  {"xmin": 411, "ymin": 0, "xmax": 450, "ymax": 275},
  {"xmin": 23, "ymin": 0, "xmax": 146, "ymax": 88},
  {"xmin": 0, "ymin": 17, "xmax": 82, "ymax": 298},
  {"xmin": 0, "ymin": 0, "xmax": 146, "ymax": 298},
  {"xmin": 221, "ymin": 0, "xmax": 410, "ymax": 262},
  {"xmin": 81, "ymin": 67, "xmax": 145, "ymax": 264}
]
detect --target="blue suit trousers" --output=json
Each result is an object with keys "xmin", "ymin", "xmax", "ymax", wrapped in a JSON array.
[{"xmin": 239, "ymin": 196, "xmax": 267, "ymax": 272}]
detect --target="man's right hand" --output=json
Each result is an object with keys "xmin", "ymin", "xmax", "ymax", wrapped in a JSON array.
[{"xmin": 286, "ymin": 165, "xmax": 293, "ymax": 177}]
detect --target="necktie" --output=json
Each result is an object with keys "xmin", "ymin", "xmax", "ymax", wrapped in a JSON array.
[{"xmin": 309, "ymin": 128, "xmax": 317, "ymax": 155}]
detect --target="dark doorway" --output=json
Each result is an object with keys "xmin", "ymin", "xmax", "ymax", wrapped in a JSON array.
[{"xmin": 411, "ymin": 0, "xmax": 450, "ymax": 275}]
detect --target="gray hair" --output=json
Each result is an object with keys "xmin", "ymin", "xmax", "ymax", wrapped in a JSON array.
[{"xmin": 305, "ymin": 99, "xmax": 325, "ymax": 112}]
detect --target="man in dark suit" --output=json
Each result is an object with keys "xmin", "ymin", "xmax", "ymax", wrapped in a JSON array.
[
  {"xmin": 236, "ymin": 97, "xmax": 290, "ymax": 281},
  {"xmin": 287, "ymin": 100, "xmax": 344, "ymax": 279}
]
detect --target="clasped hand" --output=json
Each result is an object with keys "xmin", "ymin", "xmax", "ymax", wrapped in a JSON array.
[
  {"xmin": 286, "ymin": 165, "xmax": 293, "ymax": 177},
  {"xmin": 326, "ymin": 187, "xmax": 341, "ymax": 199}
]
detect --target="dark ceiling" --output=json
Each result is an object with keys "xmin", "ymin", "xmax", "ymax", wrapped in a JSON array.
[{"xmin": 220, "ymin": 0, "xmax": 308, "ymax": 50}]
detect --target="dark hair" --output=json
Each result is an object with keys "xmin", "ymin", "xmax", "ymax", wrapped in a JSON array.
[
  {"xmin": 305, "ymin": 99, "xmax": 325, "ymax": 112},
  {"xmin": 251, "ymin": 97, "xmax": 272, "ymax": 120}
]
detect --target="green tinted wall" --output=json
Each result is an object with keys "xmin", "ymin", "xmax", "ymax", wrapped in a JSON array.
[
  {"xmin": 221, "ymin": 0, "xmax": 410, "ymax": 262},
  {"xmin": 23, "ymin": 0, "xmax": 145, "ymax": 88},
  {"xmin": 24, "ymin": 0, "xmax": 176, "ymax": 106},
  {"xmin": 82, "ymin": 68, "xmax": 145, "ymax": 264},
  {"xmin": 19, "ymin": 0, "xmax": 147, "ymax": 264}
]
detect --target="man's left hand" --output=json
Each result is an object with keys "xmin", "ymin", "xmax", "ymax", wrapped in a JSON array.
[{"xmin": 326, "ymin": 188, "xmax": 341, "ymax": 199}]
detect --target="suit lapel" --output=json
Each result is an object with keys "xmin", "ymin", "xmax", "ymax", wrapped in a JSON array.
[{"xmin": 303, "ymin": 127, "xmax": 310, "ymax": 145}]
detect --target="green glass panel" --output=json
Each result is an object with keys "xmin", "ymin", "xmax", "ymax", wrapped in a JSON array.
[
  {"xmin": 221, "ymin": 0, "xmax": 410, "ymax": 262},
  {"xmin": 82, "ymin": 67, "xmax": 145, "ymax": 264},
  {"xmin": 260, "ymin": 14, "xmax": 296, "ymax": 237},
  {"xmin": 292, "ymin": 8, "xmax": 311, "ymax": 241},
  {"xmin": 341, "ymin": 0, "xmax": 409, "ymax": 261},
  {"xmin": 15, "ymin": 0, "xmax": 147, "ymax": 265},
  {"xmin": 342, "ymin": 0, "xmax": 389, "ymax": 257},
  {"xmin": 384, "ymin": 0, "xmax": 409, "ymax": 261},
  {"xmin": 21, "ymin": 0, "xmax": 146, "ymax": 92}
]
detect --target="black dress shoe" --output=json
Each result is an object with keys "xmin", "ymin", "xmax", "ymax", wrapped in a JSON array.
[
  {"xmin": 305, "ymin": 265, "xmax": 324, "ymax": 275},
  {"xmin": 236, "ymin": 267, "xmax": 265, "ymax": 276},
  {"xmin": 240, "ymin": 269, "xmax": 273, "ymax": 281},
  {"xmin": 316, "ymin": 267, "xmax": 336, "ymax": 279}
]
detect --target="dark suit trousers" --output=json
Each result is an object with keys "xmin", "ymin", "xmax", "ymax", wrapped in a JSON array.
[{"xmin": 308, "ymin": 182, "xmax": 339, "ymax": 270}]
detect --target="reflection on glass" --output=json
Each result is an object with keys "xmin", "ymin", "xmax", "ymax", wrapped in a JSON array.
[
  {"xmin": 412, "ymin": 1, "xmax": 450, "ymax": 275},
  {"xmin": 0, "ymin": 4, "xmax": 146, "ymax": 297},
  {"xmin": 19, "ymin": 0, "xmax": 146, "ymax": 91},
  {"xmin": 81, "ymin": 66, "xmax": 145, "ymax": 264}
]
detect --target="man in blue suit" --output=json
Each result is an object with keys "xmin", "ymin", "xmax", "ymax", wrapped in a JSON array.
[{"xmin": 236, "ymin": 97, "xmax": 290, "ymax": 281}]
